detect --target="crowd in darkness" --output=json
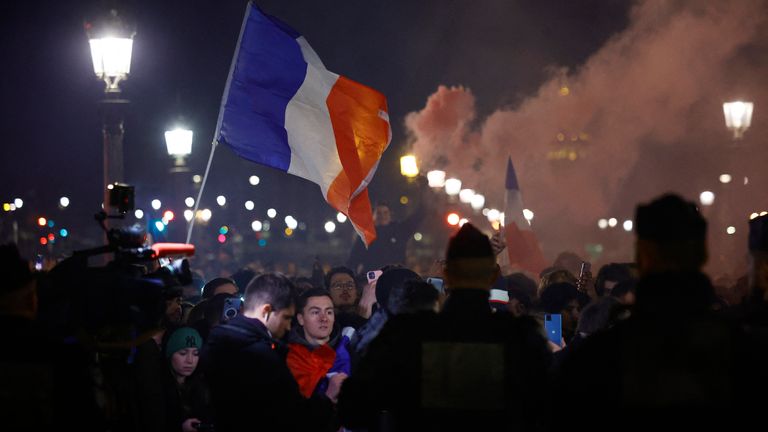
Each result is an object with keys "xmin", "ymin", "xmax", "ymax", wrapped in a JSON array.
[{"xmin": 2, "ymin": 193, "xmax": 768, "ymax": 432}]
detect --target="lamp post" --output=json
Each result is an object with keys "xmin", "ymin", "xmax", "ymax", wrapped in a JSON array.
[{"xmin": 85, "ymin": 8, "xmax": 135, "ymax": 212}]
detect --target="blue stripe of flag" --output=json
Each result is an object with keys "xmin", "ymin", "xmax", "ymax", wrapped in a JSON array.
[{"xmin": 215, "ymin": 3, "xmax": 307, "ymax": 172}]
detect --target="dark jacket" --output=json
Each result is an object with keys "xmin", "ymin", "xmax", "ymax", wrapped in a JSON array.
[
  {"xmin": 552, "ymin": 271, "xmax": 757, "ymax": 432},
  {"xmin": 200, "ymin": 314, "xmax": 333, "ymax": 432},
  {"xmin": 337, "ymin": 289, "xmax": 551, "ymax": 431},
  {"xmin": 347, "ymin": 208, "xmax": 424, "ymax": 272}
]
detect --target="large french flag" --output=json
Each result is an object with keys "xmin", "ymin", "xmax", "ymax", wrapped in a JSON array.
[
  {"xmin": 504, "ymin": 158, "xmax": 548, "ymax": 275},
  {"xmin": 214, "ymin": 2, "xmax": 391, "ymax": 246}
]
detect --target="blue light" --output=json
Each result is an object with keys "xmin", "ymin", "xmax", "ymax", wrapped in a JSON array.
[
  {"xmin": 258, "ymin": 239, "xmax": 267, "ymax": 247},
  {"xmin": 154, "ymin": 221, "xmax": 165, "ymax": 232},
  {"xmin": 47, "ymin": 220, "xmax": 55, "ymax": 228},
  {"xmin": 59, "ymin": 229, "xmax": 68, "ymax": 238}
]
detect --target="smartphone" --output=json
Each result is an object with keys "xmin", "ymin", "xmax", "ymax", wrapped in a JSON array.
[
  {"xmin": 426, "ymin": 277, "xmax": 445, "ymax": 294},
  {"xmin": 222, "ymin": 297, "xmax": 243, "ymax": 321},
  {"xmin": 544, "ymin": 314, "xmax": 562, "ymax": 346},
  {"xmin": 34, "ymin": 254, "xmax": 44, "ymax": 271},
  {"xmin": 366, "ymin": 270, "xmax": 383, "ymax": 284},
  {"xmin": 579, "ymin": 261, "xmax": 591, "ymax": 279}
]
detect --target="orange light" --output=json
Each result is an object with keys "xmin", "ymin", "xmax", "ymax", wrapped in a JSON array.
[
  {"xmin": 38, "ymin": 217, "xmax": 47, "ymax": 226},
  {"xmin": 163, "ymin": 210, "xmax": 175, "ymax": 221},
  {"xmin": 446, "ymin": 212, "xmax": 460, "ymax": 226},
  {"xmin": 40, "ymin": 237, "xmax": 48, "ymax": 245}
]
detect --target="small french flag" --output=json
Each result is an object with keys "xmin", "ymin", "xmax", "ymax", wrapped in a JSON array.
[
  {"xmin": 504, "ymin": 157, "xmax": 548, "ymax": 275},
  {"xmin": 215, "ymin": 2, "xmax": 391, "ymax": 246}
]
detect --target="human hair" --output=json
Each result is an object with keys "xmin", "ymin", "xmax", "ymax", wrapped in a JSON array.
[
  {"xmin": 201, "ymin": 277, "xmax": 236, "ymax": 300},
  {"xmin": 594, "ymin": 263, "xmax": 633, "ymax": 297},
  {"xmin": 576, "ymin": 296, "xmax": 620, "ymax": 335},
  {"xmin": 537, "ymin": 282, "xmax": 579, "ymax": 314},
  {"xmin": 244, "ymin": 273, "xmax": 295, "ymax": 312},
  {"xmin": 324, "ymin": 266, "xmax": 356, "ymax": 290},
  {"xmin": 388, "ymin": 279, "xmax": 438, "ymax": 315},
  {"xmin": 295, "ymin": 288, "xmax": 333, "ymax": 315}
]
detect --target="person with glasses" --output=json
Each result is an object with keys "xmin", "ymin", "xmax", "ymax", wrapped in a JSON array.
[{"xmin": 325, "ymin": 266, "xmax": 367, "ymax": 329}]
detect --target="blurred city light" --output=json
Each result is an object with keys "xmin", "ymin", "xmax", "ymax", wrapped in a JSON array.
[
  {"xmin": 134, "ymin": 209, "xmax": 144, "ymax": 219},
  {"xmin": 185, "ymin": 197, "xmax": 195, "ymax": 207},
  {"xmin": 336, "ymin": 212, "xmax": 347, "ymax": 223},
  {"xmin": 285, "ymin": 215, "xmax": 298, "ymax": 230},
  {"xmin": 699, "ymin": 191, "xmax": 715, "ymax": 206},
  {"xmin": 200, "ymin": 208, "xmax": 212, "ymax": 222},
  {"xmin": 598, "ymin": 219, "xmax": 608, "ymax": 229},
  {"xmin": 446, "ymin": 212, "xmax": 460, "ymax": 226},
  {"xmin": 192, "ymin": 175, "xmax": 202, "ymax": 183},
  {"xmin": 154, "ymin": 221, "xmax": 165, "ymax": 232},
  {"xmin": 324, "ymin": 221, "xmax": 336, "ymax": 233},
  {"xmin": 523, "ymin": 209, "xmax": 534, "ymax": 221},
  {"xmin": 470, "ymin": 194, "xmax": 485, "ymax": 211},
  {"xmin": 459, "ymin": 189, "xmax": 475, "ymax": 204},
  {"xmin": 151, "ymin": 199, "xmax": 162, "ymax": 210},
  {"xmin": 59, "ymin": 196, "xmax": 70, "ymax": 208},
  {"xmin": 163, "ymin": 210, "xmax": 175, "ymax": 221},
  {"xmin": 184, "ymin": 210, "xmax": 194, "ymax": 221},
  {"xmin": 251, "ymin": 220, "xmax": 263, "ymax": 232},
  {"xmin": 59, "ymin": 228, "xmax": 69, "ymax": 237},
  {"xmin": 623, "ymin": 220, "xmax": 633, "ymax": 231},
  {"xmin": 459, "ymin": 218, "xmax": 469, "ymax": 227},
  {"xmin": 13, "ymin": 198, "xmax": 23, "ymax": 208},
  {"xmin": 218, "ymin": 234, "xmax": 226, "ymax": 243},
  {"xmin": 726, "ymin": 226, "xmax": 736, "ymax": 235},
  {"xmin": 445, "ymin": 178, "xmax": 462, "ymax": 196},
  {"xmin": 487, "ymin": 209, "xmax": 501, "ymax": 222},
  {"xmin": 400, "ymin": 155, "xmax": 419, "ymax": 178},
  {"xmin": 216, "ymin": 195, "xmax": 227, "ymax": 206},
  {"xmin": 249, "ymin": 175, "xmax": 260, "ymax": 186},
  {"xmin": 719, "ymin": 174, "xmax": 732, "ymax": 184},
  {"xmin": 608, "ymin": 218, "xmax": 618, "ymax": 227},
  {"xmin": 245, "ymin": 200, "xmax": 255, "ymax": 210},
  {"xmin": 267, "ymin": 208, "xmax": 277, "ymax": 218},
  {"xmin": 427, "ymin": 170, "xmax": 446, "ymax": 188},
  {"xmin": 414, "ymin": 232, "xmax": 423, "ymax": 241},
  {"xmin": 38, "ymin": 217, "xmax": 47, "ymax": 226}
]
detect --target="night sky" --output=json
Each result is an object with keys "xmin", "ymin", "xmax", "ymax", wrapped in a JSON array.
[{"xmin": 18, "ymin": 0, "xmax": 753, "ymax": 270}]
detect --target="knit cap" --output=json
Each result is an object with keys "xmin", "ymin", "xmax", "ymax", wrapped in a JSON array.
[{"xmin": 165, "ymin": 327, "xmax": 203, "ymax": 358}]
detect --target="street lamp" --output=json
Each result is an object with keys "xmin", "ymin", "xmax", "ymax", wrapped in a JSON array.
[
  {"xmin": 723, "ymin": 101, "xmax": 754, "ymax": 139},
  {"xmin": 165, "ymin": 128, "xmax": 193, "ymax": 169},
  {"xmin": 85, "ymin": 8, "xmax": 135, "ymax": 213}
]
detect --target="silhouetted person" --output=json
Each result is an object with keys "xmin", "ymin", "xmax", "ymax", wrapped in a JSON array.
[
  {"xmin": 338, "ymin": 224, "xmax": 551, "ymax": 431},
  {"xmin": 552, "ymin": 194, "xmax": 753, "ymax": 432}
]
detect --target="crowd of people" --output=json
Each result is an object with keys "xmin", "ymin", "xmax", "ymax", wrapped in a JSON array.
[{"xmin": 2, "ymin": 192, "xmax": 768, "ymax": 431}]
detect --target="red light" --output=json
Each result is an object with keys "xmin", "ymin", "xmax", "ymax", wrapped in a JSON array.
[
  {"xmin": 47, "ymin": 233, "xmax": 55, "ymax": 241},
  {"xmin": 217, "ymin": 234, "xmax": 226, "ymax": 243},
  {"xmin": 163, "ymin": 210, "xmax": 175, "ymax": 221},
  {"xmin": 38, "ymin": 217, "xmax": 47, "ymax": 226},
  {"xmin": 40, "ymin": 237, "xmax": 48, "ymax": 245},
  {"xmin": 446, "ymin": 212, "xmax": 460, "ymax": 226}
]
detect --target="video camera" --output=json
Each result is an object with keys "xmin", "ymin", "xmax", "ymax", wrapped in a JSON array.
[{"xmin": 38, "ymin": 183, "xmax": 196, "ymax": 350}]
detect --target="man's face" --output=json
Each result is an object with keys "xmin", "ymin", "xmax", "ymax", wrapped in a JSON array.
[
  {"xmin": 266, "ymin": 305, "xmax": 295, "ymax": 339},
  {"xmin": 297, "ymin": 296, "xmax": 335, "ymax": 344},
  {"xmin": 329, "ymin": 273, "xmax": 357, "ymax": 307},
  {"xmin": 374, "ymin": 205, "xmax": 392, "ymax": 226},
  {"xmin": 165, "ymin": 296, "xmax": 183, "ymax": 324}
]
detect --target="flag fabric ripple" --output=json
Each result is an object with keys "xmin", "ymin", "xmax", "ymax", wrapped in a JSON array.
[
  {"xmin": 504, "ymin": 157, "xmax": 548, "ymax": 275},
  {"xmin": 214, "ymin": 2, "xmax": 391, "ymax": 246}
]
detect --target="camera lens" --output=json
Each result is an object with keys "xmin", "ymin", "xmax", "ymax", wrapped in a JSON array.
[{"xmin": 225, "ymin": 308, "xmax": 237, "ymax": 319}]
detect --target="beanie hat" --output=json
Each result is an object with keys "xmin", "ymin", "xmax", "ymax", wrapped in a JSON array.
[
  {"xmin": 446, "ymin": 223, "xmax": 493, "ymax": 260},
  {"xmin": 165, "ymin": 327, "xmax": 203, "ymax": 358}
]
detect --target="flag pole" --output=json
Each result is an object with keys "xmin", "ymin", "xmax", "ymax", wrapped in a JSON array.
[{"xmin": 185, "ymin": 139, "xmax": 219, "ymax": 244}]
